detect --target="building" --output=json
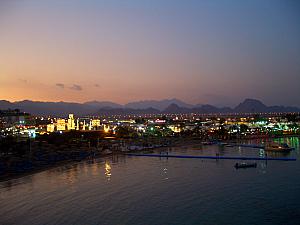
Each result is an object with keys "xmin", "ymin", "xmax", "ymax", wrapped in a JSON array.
[
  {"xmin": 47, "ymin": 124, "xmax": 55, "ymax": 133},
  {"xmin": 67, "ymin": 114, "xmax": 75, "ymax": 130},
  {"xmin": 56, "ymin": 119, "xmax": 66, "ymax": 131},
  {"xmin": 0, "ymin": 109, "xmax": 30, "ymax": 127},
  {"xmin": 91, "ymin": 119, "xmax": 101, "ymax": 129}
]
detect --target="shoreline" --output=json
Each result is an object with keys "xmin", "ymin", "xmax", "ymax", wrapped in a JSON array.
[
  {"xmin": 1, "ymin": 135, "xmax": 299, "ymax": 183},
  {"xmin": 0, "ymin": 152, "xmax": 114, "ymax": 183}
]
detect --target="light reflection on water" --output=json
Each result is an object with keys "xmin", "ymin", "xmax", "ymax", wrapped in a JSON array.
[
  {"xmin": 0, "ymin": 137, "xmax": 299, "ymax": 225},
  {"xmin": 105, "ymin": 161, "xmax": 112, "ymax": 181}
]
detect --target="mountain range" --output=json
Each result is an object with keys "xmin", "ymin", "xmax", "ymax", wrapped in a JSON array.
[{"xmin": 0, "ymin": 98, "xmax": 299, "ymax": 117}]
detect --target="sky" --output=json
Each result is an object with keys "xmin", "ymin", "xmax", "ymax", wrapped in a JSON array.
[{"xmin": 0, "ymin": 0, "xmax": 300, "ymax": 107}]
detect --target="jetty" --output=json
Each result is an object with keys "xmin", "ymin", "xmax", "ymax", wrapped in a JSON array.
[{"xmin": 126, "ymin": 153, "xmax": 297, "ymax": 161}]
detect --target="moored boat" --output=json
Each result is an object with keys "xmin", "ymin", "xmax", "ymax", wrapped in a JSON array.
[
  {"xmin": 225, "ymin": 144, "xmax": 234, "ymax": 147},
  {"xmin": 234, "ymin": 162, "xmax": 257, "ymax": 169},
  {"xmin": 264, "ymin": 143, "xmax": 294, "ymax": 152},
  {"xmin": 202, "ymin": 141, "xmax": 215, "ymax": 145}
]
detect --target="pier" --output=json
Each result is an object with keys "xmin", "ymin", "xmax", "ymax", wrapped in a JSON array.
[
  {"xmin": 227, "ymin": 143, "xmax": 264, "ymax": 149},
  {"xmin": 126, "ymin": 153, "xmax": 297, "ymax": 161}
]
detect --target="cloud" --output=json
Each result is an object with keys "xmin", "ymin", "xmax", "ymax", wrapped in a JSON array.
[
  {"xmin": 56, "ymin": 83, "xmax": 65, "ymax": 89},
  {"xmin": 18, "ymin": 79, "xmax": 27, "ymax": 83},
  {"xmin": 70, "ymin": 84, "xmax": 83, "ymax": 91}
]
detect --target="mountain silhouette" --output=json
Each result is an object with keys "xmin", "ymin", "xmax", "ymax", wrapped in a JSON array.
[
  {"xmin": 234, "ymin": 99, "xmax": 268, "ymax": 113},
  {"xmin": 0, "ymin": 98, "xmax": 299, "ymax": 116},
  {"xmin": 125, "ymin": 98, "xmax": 193, "ymax": 111}
]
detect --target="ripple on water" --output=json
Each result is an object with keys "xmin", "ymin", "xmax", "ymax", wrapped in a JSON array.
[{"xmin": 0, "ymin": 138, "xmax": 300, "ymax": 225}]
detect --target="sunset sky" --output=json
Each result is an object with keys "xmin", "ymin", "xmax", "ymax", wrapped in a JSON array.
[{"xmin": 0, "ymin": 0, "xmax": 300, "ymax": 106}]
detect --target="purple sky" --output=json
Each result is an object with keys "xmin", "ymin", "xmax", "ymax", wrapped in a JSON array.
[{"xmin": 0, "ymin": 0, "xmax": 300, "ymax": 106}]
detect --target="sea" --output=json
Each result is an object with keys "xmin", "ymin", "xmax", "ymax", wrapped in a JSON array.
[{"xmin": 1, "ymin": 137, "xmax": 300, "ymax": 225}]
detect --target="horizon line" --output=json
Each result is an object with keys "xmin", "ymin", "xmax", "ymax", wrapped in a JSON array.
[{"xmin": 1, "ymin": 98, "xmax": 299, "ymax": 108}]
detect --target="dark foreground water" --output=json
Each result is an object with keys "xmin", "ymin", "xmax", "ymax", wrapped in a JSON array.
[{"xmin": 1, "ymin": 137, "xmax": 300, "ymax": 225}]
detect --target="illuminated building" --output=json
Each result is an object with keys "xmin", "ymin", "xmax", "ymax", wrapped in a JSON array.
[
  {"xmin": 0, "ymin": 109, "xmax": 31, "ymax": 127},
  {"xmin": 27, "ymin": 128, "xmax": 36, "ymax": 138},
  {"xmin": 89, "ymin": 120, "xmax": 92, "ymax": 130},
  {"xmin": 82, "ymin": 120, "xmax": 86, "ymax": 130},
  {"xmin": 47, "ymin": 124, "xmax": 55, "ymax": 133},
  {"xmin": 103, "ymin": 124, "xmax": 110, "ymax": 133},
  {"xmin": 168, "ymin": 125, "xmax": 182, "ymax": 133},
  {"xmin": 67, "ymin": 114, "xmax": 75, "ymax": 130},
  {"xmin": 56, "ymin": 119, "xmax": 66, "ymax": 131},
  {"xmin": 76, "ymin": 119, "xmax": 79, "ymax": 130},
  {"xmin": 92, "ymin": 119, "xmax": 101, "ymax": 129}
]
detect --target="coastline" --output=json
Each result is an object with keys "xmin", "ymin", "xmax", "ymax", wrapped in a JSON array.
[
  {"xmin": 1, "ymin": 134, "xmax": 299, "ymax": 183},
  {"xmin": 0, "ymin": 152, "xmax": 114, "ymax": 183}
]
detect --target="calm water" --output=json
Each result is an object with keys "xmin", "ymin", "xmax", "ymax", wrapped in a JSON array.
[{"xmin": 1, "ymin": 137, "xmax": 300, "ymax": 225}]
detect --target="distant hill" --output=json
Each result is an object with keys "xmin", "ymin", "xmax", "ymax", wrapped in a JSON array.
[
  {"xmin": 84, "ymin": 101, "xmax": 122, "ymax": 109},
  {"xmin": 234, "ymin": 99, "xmax": 300, "ymax": 113},
  {"xmin": 97, "ymin": 107, "xmax": 160, "ymax": 116},
  {"xmin": 0, "ymin": 98, "xmax": 299, "ymax": 116},
  {"xmin": 162, "ymin": 103, "xmax": 191, "ymax": 114},
  {"xmin": 12, "ymin": 100, "xmax": 96, "ymax": 117},
  {"xmin": 193, "ymin": 105, "xmax": 233, "ymax": 114},
  {"xmin": 125, "ymin": 98, "xmax": 194, "ymax": 111},
  {"xmin": 234, "ymin": 99, "xmax": 268, "ymax": 113},
  {"xmin": 0, "ymin": 100, "xmax": 14, "ymax": 109}
]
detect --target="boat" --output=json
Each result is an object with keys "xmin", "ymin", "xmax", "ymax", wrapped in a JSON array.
[
  {"xmin": 102, "ymin": 149, "xmax": 113, "ymax": 155},
  {"xmin": 234, "ymin": 162, "xmax": 257, "ymax": 169},
  {"xmin": 128, "ymin": 145, "xmax": 144, "ymax": 151},
  {"xmin": 219, "ymin": 142, "xmax": 227, "ymax": 146},
  {"xmin": 202, "ymin": 141, "xmax": 215, "ymax": 145},
  {"xmin": 225, "ymin": 144, "xmax": 235, "ymax": 147},
  {"xmin": 264, "ymin": 143, "xmax": 294, "ymax": 152}
]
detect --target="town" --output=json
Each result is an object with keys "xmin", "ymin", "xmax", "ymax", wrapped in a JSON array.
[
  {"xmin": 1, "ymin": 109, "xmax": 300, "ymax": 140},
  {"xmin": 1, "ymin": 109, "xmax": 299, "ymax": 180}
]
